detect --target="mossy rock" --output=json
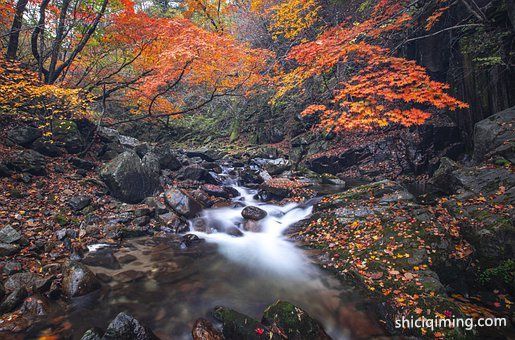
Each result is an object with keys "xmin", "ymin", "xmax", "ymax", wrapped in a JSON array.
[
  {"xmin": 261, "ymin": 301, "xmax": 331, "ymax": 340},
  {"xmin": 213, "ymin": 306, "xmax": 280, "ymax": 340}
]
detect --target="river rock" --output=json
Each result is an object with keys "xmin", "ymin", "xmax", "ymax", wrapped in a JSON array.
[
  {"xmin": 241, "ymin": 206, "xmax": 267, "ymax": 220},
  {"xmin": 82, "ymin": 250, "xmax": 121, "ymax": 270},
  {"xmin": 0, "ymin": 287, "xmax": 27, "ymax": 314},
  {"xmin": 213, "ymin": 306, "xmax": 280, "ymax": 339},
  {"xmin": 181, "ymin": 234, "xmax": 203, "ymax": 247},
  {"xmin": 0, "ymin": 226, "xmax": 21, "ymax": 244},
  {"xmin": 176, "ymin": 165, "xmax": 218, "ymax": 184},
  {"xmin": 164, "ymin": 188, "xmax": 202, "ymax": 218},
  {"xmin": 100, "ymin": 151, "xmax": 160, "ymax": 203},
  {"xmin": 7, "ymin": 126, "xmax": 42, "ymax": 147},
  {"xmin": 261, "ymin": 300, "xmax": 331, "ymax": 339},
  {"xmin": 61, "ymin": 261, "xmax": 101, "ymax": 297},
  {"xmin": 68, "ymin": 195, "xmax": 92, "ymax": 211},
  {"xmin": 202, "ymin": 184, "xmax": 229, "ymax": 198},
  {"xmin": 103, "ymin": 312, "xmax": 159, "ymax": 340},
  {"xmin": 225, "ymin": 226, "xmax": 244, "ymax": 237},
  {"xmin": 192, "ymin": 318, "xmax": 223, "ymax": 340},
  {"xmin": 81, "ymin": 328, "xmax": 103, "ymax": 340}
]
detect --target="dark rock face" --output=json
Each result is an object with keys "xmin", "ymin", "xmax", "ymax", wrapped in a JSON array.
[
  {"xmin": 70, "ymin": 157, "xmax": 96, "ymax": 170},
  {"xmin": 164, "ymin": 188, "xmax": 202, "ymax": 218},
  {"xmin": 153, "ymin": 143, "xmax": 182, "ymax": 171},
  {"xmin": 0, "ymin": 243, "xmax": 19, "ymax": 256},
  {"xmin": 61, "ymin": 261, "xmax": 101, "ymax": 297},
  {"xmin": 225, "ymin": 226, "xmax": 244, "ymax": 237},
  {"xmin": 4, "ymin": 272, "xmax": 39, "ymax": 292},
  {"xmin": 241, "ymin": 206, "xmax": 267, "ymax": 220},
  {"xmin": 0, "ymin": 226, "xmax": 21, "ymax": 244},
  {"xmin": 299, "ymin": 117, "xmax": 463, "ymax": 180},
  {"xmin": 0, "ymin": 287, "xmax": 27, "ymax": 314},
  {"xmin": 103, "ymin": 312, "xmax": 159, "ymax": 340},
  {"xmin": 5, "ymin": 149, "xmax": 47, "ymax": 175},
  {"xmin": 176, "ymin": 165, "xmax": 218, "ymax": 184},
  {"xmin": 31, "ymin": 138, "xmax": 63, "ymax": 157},
  {"xmin": 100, "ymin": 151, "xmax": 160, "ymax": 203},
  {"xmin": 68, "ymin": 196, "xmax": 92, "ymax": 211},
  {"xmin": 7, "ymin": 126, "xmax": 42, "ymax": 147},
  {"xmin": 261, "ymin": 301, "xmax": 331, "ymax": 340},
  {"xmin": 473, "ymin": 106, "xmax": 515, "ymax": 163},
  {"xmin": 192, "ymin": 318, "xmax": 223, "ymax": 340},
  {"xmin": 185, "ymin": 148, "xmax": 223, "ymax": 162},
  {"xmin": 213, "ymin": 306, "xmax": 280, "ymax": 340},
  {"xmin": 52, "ymin": 120, "xmax": 84, "ymax": 154}
]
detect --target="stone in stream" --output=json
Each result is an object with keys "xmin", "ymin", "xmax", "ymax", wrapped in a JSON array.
[
  {"xmin": 241, "ymin": 206, "xmax": 267, "ymax": 220},
  {"xmin": 243, "ymin": 219, "xmax": 262, "ymax": 233},
  {"xmin": 213, "ymin": 306, "xmax": 280, "ymax": 340},
  {"xmin": 164, "ymin": 188, "xmax": 202, "ymax": 218},
  {"xmin": 202, "ymin": 184, "xmax": 230, "ymax": 198},
  {"xmin": 61, "ymin": 261, "xmax": 101, "ymax": 297},
  {"xmin": 192, "ymin": 318, "xmax": 223, "ymax": 340},
  {"xmin": 176, "ymin": 165, "xmax": 219, "ymax": 184},
  {"xmin": 225, "ymin": 226, "xmax": 244, "ymax": 237},
  {"xmin": 261, "ymin": 300, "xmax": 331, "ymax": 339},
  {"xmin": 103, "ymin": 312, "xmax": 159, "ymax": 340}
]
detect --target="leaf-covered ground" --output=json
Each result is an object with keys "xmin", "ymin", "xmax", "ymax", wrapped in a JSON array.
[{"xmin": 290, "ymin": 178, "xmax": 514, "ymax": 338}]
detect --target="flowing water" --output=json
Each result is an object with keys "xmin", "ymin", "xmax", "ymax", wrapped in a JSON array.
[{"xmin": 49, "ymin": 183, "xmax": 384, "ymax": 339}]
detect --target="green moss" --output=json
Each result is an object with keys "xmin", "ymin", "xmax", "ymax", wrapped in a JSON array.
[{"xmin": 480, "ymin": 260, "xmax": 515, "ymax": 286}]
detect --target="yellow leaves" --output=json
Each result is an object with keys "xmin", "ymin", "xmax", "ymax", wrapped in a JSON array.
[
  {"xmin": 0, "ymin": 57, "xmax": 91, "ymax": 121},
  {"xmin": 269, "ymin": 0, "xmax": 320, "ymax": 40}
]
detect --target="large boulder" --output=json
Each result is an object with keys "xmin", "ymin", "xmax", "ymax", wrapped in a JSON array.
[
  {"xmin": 4, "ymin": 149, "xmax": 46, "ymax": 175},
  {"xmin": 61, "ymin": 261, "xmax": 101, "ymax": 297},
  {"xmin": 7, "ymin": 126, "xmax": 42, "ymax": 147},
  {"xmin": 97, "ymin": 127, "xmax": 149, "ymax": 160},
  {"xmin": 103, "ymin": 312, "xmax": 159, "ymax": 340},
  {"xmin": 153, "ymin": 143, "xmax": 182, "ymax": 171},
  {"xmin": 100, "ymin": 151, "xmax": 160, "ymax": 203},
  {"xmin": 0, "ymin": 226, "xmax": 21, "ymax": 244},
  {"xmin": 164, "ymin": 188, "xmax": 202, "ymax": 218},
  {"xmin": 473, "ymin": 106, "xmax": 515, "ymax": 163},
  {"xmin": 261, "ymin": 301, "xmax": 331, "ymax": 340}
]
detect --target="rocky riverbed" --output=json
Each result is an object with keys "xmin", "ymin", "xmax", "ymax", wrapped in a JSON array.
[{"xmin": 0, "ymin": 108, "xmax": 513, "ymax": 339}]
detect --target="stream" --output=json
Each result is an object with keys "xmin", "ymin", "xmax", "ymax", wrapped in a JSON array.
[{"xmin": 52, "ymin": 170, "xmax": 385, "ymax": 339}]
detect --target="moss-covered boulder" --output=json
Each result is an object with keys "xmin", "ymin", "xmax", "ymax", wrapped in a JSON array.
[
  {"xmin": 213, "ymin": 306, "xmax": 280, "ymax": 340},
  {"xmin": 261, "ymin": 301, "xmax": 331, "ymax": 340}
]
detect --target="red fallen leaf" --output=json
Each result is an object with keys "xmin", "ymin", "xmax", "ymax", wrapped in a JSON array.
[
  {"xmin": 255, "ymin": 327, "xmax": 264, "ymax": 335},
  {"xmin": 369, "ymin": 271, "xmax": 383, "ymax": 279}
]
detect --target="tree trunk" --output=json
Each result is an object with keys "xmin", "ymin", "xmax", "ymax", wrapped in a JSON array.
[{"xmin": 5, "ymin": 0, "xmax": 30, "ymax": 60}]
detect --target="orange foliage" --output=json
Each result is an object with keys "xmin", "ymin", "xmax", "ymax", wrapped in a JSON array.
[
  {"xmin": 276, "ymin": 0, "xmax": 468, "ymax": 132},
  {"xmin": 66, "ymin": 0, "xmax": 270, "ymax": 117}
]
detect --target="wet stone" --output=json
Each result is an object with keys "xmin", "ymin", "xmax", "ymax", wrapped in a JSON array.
[
  {"xmin": 114, "ymin": 270, "xmax": 146, "ymax": 283},
  {"xmin": 82, "ymin": 250, "xmax": 121, "ymax": 270}
]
